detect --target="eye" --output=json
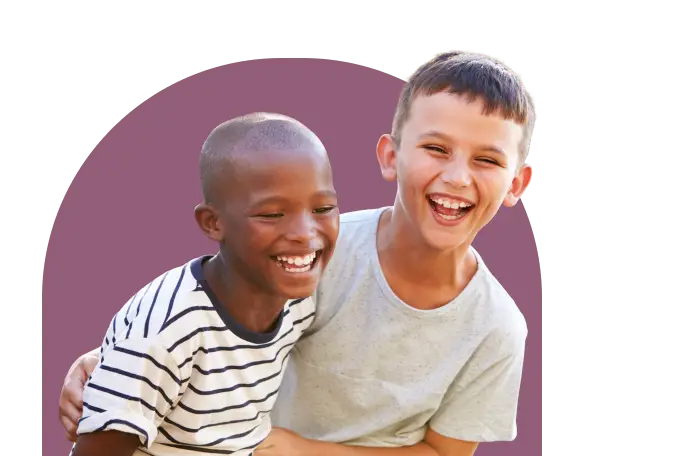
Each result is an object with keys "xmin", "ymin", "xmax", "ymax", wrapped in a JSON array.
[
  {"xmin": 476, "ymin": 157, "xmax": 500, "ymax": 165},
  {"xmin": 257, "ymin": 213, "xmax": 284, "ymax": 219},
  {"xmin": 423, "ymin": 145, "xmax": 448, "ymax": 154},
  {"xmin": 313, "ymin": 205, "xmax": 337, "ymax": 214}
]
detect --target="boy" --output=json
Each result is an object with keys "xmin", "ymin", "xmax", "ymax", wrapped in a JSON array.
[
  {"xmin": 61, "ymin": 51, "xmax": 535, "ymax": 456},
  {"xmin": 68, "ymin": 112, "xmax": 340, "ymax": 456}
]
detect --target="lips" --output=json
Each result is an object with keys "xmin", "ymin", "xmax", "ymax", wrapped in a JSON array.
[{"xmin": 426, "ymin": 194, "xmax": 475, "ymax": 223}]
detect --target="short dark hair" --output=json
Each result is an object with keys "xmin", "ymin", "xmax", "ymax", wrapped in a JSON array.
[
  {"xmin": 200, "ymin": 113, "xmax": 322, "ymax": 203},
  {"xmin": 391, "ymin": 51, "xmax": 536, "ymax": 162}
]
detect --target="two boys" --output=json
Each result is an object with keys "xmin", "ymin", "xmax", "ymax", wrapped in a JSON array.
[{"xmin": 62, "ymin": 50, "xmax": 535, "ymax": 456}]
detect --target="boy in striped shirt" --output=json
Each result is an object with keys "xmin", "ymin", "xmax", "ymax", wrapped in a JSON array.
[{"xmin": 70, "ymin": 113, "xmax": 340, "ymax": 456}]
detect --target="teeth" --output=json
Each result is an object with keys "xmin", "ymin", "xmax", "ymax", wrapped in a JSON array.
[
  {"xmin": 430, "ymin": 196, "xmax": 472, "ymax": 209},
  {"xmin": 276, "ymin": 252, "xmax": 317, "ymax": 266},
  {"xmin": 283, "ymin": 264, "xmax": 312, "ymax": 273}
]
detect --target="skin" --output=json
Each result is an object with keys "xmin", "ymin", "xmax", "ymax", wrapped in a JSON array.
[
  {"xmin": 69, "ymin": 136, "xmax": 340, "ymax": 456},
  {"xmin": 61, "ymin": 93, "xmax": 532, "ymax": 456}
]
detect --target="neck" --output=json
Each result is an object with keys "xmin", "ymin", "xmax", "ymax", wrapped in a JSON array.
[
  {"xmin": 377, "ymin": 203, "xmax": 475, "ymax": 287},
  {"xmin": 202, "ymin": 253, "xmax": 285, "ymax": 334}
]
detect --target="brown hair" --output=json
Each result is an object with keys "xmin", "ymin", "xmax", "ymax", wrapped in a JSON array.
[{"xmin": 391, "ymin": 51, "xmax": 536, "ymax": 162}]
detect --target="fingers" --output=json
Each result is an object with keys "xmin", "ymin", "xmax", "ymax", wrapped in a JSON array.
[
  {"xmin": 59, "ymin": 411, "xmax": 78, "ymax": 442},
  {"xmin": 59, "ymin": 352, "xmax": 100, "ymax": 442},
  {"xmin": 60, "ymin": 400, "xmax": 82, "ymax": 425},
  {"xmin": 82, "ymin": 354, "xmax": 99, "ymax": 376},
  {"xmin": 65, "ymin": 352, "xmax": 99, "ymax": 386},
  {"xmin": 59, "ymin": 370, "xmax": 86, "ymax": 437},
  {"xmin": 60, "ymin": 380, "xmax": 84, "ymax": 410}
]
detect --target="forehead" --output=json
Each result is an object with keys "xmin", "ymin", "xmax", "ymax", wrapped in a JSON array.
[
  {"xmin": 221, "ymin": 148, "xmax": 335, "ymax": 203},
  {"xmin": 404, "ymin": 92, "xmax": 524, "ymax": 154}
]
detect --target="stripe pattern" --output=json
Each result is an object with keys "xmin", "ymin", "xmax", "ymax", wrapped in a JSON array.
[{"xmin": 76, "ymin": 256, "xmax": 315, "ymax": 456}]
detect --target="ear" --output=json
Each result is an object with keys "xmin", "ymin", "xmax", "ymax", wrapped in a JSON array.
[
  {"xmin": 194, "ymin": 203, "xmax": 224, "ymax": 242},
  {"xmin": 376, "ymin": 134, "xmax": 398, "ymax": 182},
  {"xmin": 503, "ymin": 164, "xmax": 532, "ymax": 207}
]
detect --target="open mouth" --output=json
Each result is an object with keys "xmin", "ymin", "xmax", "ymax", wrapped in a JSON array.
[
  {"xmin": 272, "ymin": 250, "xmax": 323, "ymax": 273},
  {"xmin": 427, "ymin": 195, "xmax": 475, "ymax": 222}
]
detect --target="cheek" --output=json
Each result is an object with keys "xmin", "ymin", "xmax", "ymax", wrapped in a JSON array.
[
  {"xmin": 474, "ymin": 170, "xmax": 513, "ymax": 206},
  {"xmin": 398, "ymin": 153, "xmax": 439, "ymax": 194},
  {"xmin": 240, "ymin": 222, "xmax": 277, "ymax": 254},
  {"xmin": 319, "ymin": 216, "xmax": 340, "ymax": 246}
]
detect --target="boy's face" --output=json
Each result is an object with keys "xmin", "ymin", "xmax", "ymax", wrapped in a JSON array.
[
  {"xmin": 378, "ymin": 92, "xmax": 531, "ymax": 251},
  {"xmin": 201, "ymin": 147, "xmax": 339, "ymax": 299}
]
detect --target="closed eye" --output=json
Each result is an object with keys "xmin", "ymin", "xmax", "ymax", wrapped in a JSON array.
[
  {"xmin": 313, "ymin": 206, "xmax": 337, "ymax": 214},
  {"xmin": 477, "ymin": 157, "xmax": 501, "ymax": 165},
  {"xmin": 424, "ymin": 145, "xmax": 448, "ymax": 154},
  {"xmin": 257, "ymin": 213, "xmax": 283, "ymax": 219}
]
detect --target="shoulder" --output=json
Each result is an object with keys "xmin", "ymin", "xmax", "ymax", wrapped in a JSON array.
[
  {"xmin": 340, "ymin": 207, "xmax": 384, "ymax": 225},
  {"xmin": 470, "ymin": 249, "xmax": 528, "ymax": 353},
  {"xmin": 316, "ymin": 207, "xmax": 385, "ymax": 288},
  {"xmin": 110, "ymin": 257, "xmax": 213, "ymax": 347},
  {"xmin": 285, "ymin": 296, "xmax": 316, "ymax": 325},
  {"xmin": 330, "ymin": 207, "xmax": 386, "ymax": 262},
  {"xmin": 340, "ymin": 207, "xmax": 387, "ymax": 236}
]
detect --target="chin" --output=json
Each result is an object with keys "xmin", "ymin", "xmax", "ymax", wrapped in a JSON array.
[
  {"xmin": 275, "ymin": 282, "xmax": 318, "ymax": 300},
  {"xmin": 416, "ymin": 219, "xmax": 473, "ymax": 252}
]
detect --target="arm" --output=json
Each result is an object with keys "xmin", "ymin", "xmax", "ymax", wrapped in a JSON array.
[
  {"xmin": 59, "ymin": 348, "xmax": 100, "ymax": 441},
  {"xmin": 74, "ymin": 337, "xmax": 183, "ymax": 451},
  {"xmin": 428, "ymin": 327, "xmax": 527, "ymax": 445},
  {"xmin": 309, "ymin": 428, "xmax": 478, "ymax": 455},
  {"xmin": 72, "ymin": 431, "xmax": 140, "ymax": 456},
  {"xmin": 256, "ymin": 428, "xmax": 477, "ymax": 456}
]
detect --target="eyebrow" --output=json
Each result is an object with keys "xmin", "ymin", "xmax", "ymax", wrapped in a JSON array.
[
  {"xmin": 418, "ymin": 130, "xmax": 506, "ymax": 156},
  {"xmin": 251, "ymin": 190, "xmax": 338, "ymax": 206}
]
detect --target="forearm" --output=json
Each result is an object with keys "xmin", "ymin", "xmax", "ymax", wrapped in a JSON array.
[
  {"xmin": 302, "ymin": 440, "xmax": 439, "ymax": 456},
  {"xmin": 71, "ymin": 431, "xmax": 140, "ymax": 456}
]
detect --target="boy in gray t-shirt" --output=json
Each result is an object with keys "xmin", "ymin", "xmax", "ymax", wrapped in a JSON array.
[
  {"xmin": 59, "ymin": 51, "xmax": 535, "ymax": 456},
  {"xmin": 271, "ymin": 207, "xmax": 527, "ymax": 448}
]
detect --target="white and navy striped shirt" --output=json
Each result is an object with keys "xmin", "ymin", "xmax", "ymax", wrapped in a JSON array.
[{"xmin": 76, "ymin": 256, "xmax": 316, "ymax": 456}]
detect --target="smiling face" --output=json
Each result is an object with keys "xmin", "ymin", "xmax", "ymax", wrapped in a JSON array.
[
  {"xmin": 197, "ymin": 145, "xmax": 339, "ymax": 300},
  {"xmin": 378, "ymin": 91, "xmax": 531, "ymax": 251}
]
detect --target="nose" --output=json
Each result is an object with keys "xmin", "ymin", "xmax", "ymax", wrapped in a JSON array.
[
  {"xmin": 284, "ymin": 212, "xmax": 317, "ymax": 243},
  {"xmin": 441, "ymin": 156, "xmax": 472, "ymax": 188}
]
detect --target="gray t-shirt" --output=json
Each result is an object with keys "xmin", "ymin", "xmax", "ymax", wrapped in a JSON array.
[{"xmin": 271, "ymin": 207, "xmax": 528, "ymax": 446}]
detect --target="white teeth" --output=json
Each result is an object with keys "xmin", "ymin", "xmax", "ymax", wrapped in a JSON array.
[
  {"xmin": 430, "ymin": 196, "xmax": 472, "ymax": 209},
  {"xmin": 276, "ymin": 252, "xmax": 317, "ymax": 267},
  {"xmin": 283, "ymin": 264, "xmax": 312, "ymax": 273}
]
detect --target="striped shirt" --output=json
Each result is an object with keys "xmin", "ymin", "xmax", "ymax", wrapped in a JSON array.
[{"xmin": 76, "ymin": 256, "xmax": 316, "ymax": 456}]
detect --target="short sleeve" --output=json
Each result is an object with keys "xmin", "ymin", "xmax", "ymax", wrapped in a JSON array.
[
  {"xmin": 429, "ymin": 326, "xmax": 527, "ymax": 442},
  {"xmin": 77, "ymin": 337, "xmax": 183, "ymax": 448}
]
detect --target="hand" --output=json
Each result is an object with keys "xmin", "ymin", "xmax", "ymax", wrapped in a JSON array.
[
  {"xmin": 58, "ymin": 350, "xmax": 99, "ymax": 442},
  {"xmin": 255, "ymin": 427, "xmax": 316, "ymax": 456}
]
